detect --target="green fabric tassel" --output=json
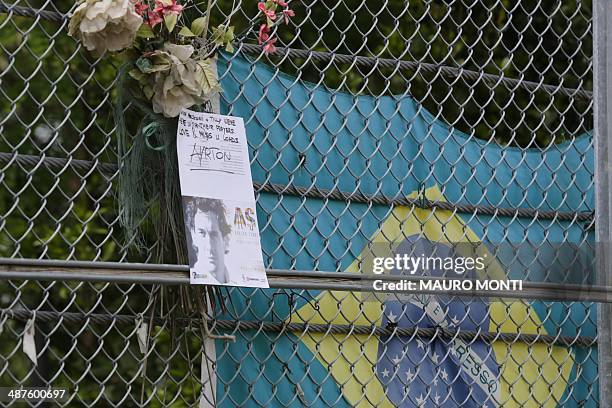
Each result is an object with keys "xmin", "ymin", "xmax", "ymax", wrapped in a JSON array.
[{"xmin": 114, "ymin": 63, "xmax": 187, "ymax": 264}]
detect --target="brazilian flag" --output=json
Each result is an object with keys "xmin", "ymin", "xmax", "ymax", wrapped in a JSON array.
[{"xmin": 209, "ymin": 53, "xmax": 598, "ymax": 407}]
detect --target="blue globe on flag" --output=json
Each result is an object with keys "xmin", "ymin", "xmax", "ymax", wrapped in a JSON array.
[{"xmin": 375, "ymin": 237, "xmax": 499, "ymax": 407}]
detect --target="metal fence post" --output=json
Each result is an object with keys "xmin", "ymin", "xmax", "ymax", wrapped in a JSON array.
[{"xmin": 594, "ymin": 0, "xmax": 612, "ymax": 406}]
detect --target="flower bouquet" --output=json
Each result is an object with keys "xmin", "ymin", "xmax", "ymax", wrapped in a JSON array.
[{"xmin": 68, "ymin": 0, "xmax": 294, "ymax": 264}]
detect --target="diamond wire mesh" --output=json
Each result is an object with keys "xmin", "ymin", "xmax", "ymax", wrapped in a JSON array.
[{"xmin": 0, "ymin": 0, "xmax": 601, "ymax": 406}]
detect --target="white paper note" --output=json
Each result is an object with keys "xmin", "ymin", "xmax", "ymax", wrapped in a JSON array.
[
  {"xmin": 136, "ymin": 317, "xmax": 149, "ymax": 354},
  {"xmin": 23, "ymin": 316, "xmax": 37, "ymax": 365},
  {"xmin": 177, "ymin": 109, "xmax": 268, "ymax": 288}
]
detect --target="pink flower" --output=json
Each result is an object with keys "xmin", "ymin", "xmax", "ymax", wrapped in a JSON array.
[
  {"xmin": 263, "ymin": 37, "xmax": 277, "ymax": 54},
  {"xmin": 258, "ymin": 24, "xmax": 270, "ymax": 44},
  {"xmin": 153, "ymin": 0, "xmax": 183, "ymax": 16},
  {"xmin": 274, "ymin": 0, "xmax": 288, "ymax": 6},
  {"xmin": 134, "ymin": 1, "xmax": 149, "ymax": 15},
  {"xmin": 258, "ymin": 2, "xmax": 276, "ymax": 20},
  {"xmin": 146, "ymin": 10, "xmax": 163, "ymax": 27},
  {"xmin": 282, "ymin": 9, "xmax": 294, "ymax": 24}
]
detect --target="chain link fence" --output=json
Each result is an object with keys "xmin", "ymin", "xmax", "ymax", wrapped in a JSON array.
[{"xmin": 0, "ymin": 0, "xmax": 607, "ymax": 406}]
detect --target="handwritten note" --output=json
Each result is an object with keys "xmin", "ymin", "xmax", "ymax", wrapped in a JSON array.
[{"xmin": 177, "ymin": 110, "xmax": 268, "ymax": 288}]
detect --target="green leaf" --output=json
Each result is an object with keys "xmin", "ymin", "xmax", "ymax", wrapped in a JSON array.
[
  {"xmin": 197, "ymin": 59, "xmax": 222, "ymax": 93},
  {"xmin": 164, "ymin": 14, "xmax": 178, "ymax": 33},
  {"xmin": 211, "ymin": 25, "xmax": 235, "ymax": 53},
  {"xmin": 178, "ymin": 26, "xmax": 195, "ymax": 37},
  {"xmin": 115, "ymin": 48, "xmax": 139, "ymax": 63},
  {"xmin": 223, "ymin": 26, "xmax": 235, "ymax": 43},
  {"xmin": 142, "ymin": 85, "xmax": 154, "ymax": 100},
  {"xmin": 191, "ymin": 16, "xmax": 207, "ymax": 36},
  {"xmin": 135, "ymin": 57, "xmax": 152, "ymax": 73},
  {"xmin": 136, "ymin": 23, "xmax": 155, "ymax": 38},
  {"xmin": 128, "ymin": 68, "xmax": 146, "ymax": 82},
  {"xmin": 211, "ymin": 25, "xmax": 225, "ymax": 47},
  {"xmin": 212, "ymin": 25, "xmax": 234, "ymax": 52}
]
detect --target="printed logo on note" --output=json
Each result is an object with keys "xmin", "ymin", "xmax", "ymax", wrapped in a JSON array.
[{"xmin": 177, "ymin": 109, "xmax": 268, "ymax": 288}]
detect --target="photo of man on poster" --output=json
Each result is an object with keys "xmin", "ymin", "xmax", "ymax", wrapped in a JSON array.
[{"xmin": 184, "ymin": 197, "xmax": 232, "ymax": 284}]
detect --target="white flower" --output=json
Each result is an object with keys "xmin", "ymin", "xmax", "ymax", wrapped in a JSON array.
[
  {"xmin": 147, "ymin": 44, "xmax": 221, "ymax": 117},
  {"xmin": 69, "ymin": 0, "xmax": 142, "ymax": 54}
]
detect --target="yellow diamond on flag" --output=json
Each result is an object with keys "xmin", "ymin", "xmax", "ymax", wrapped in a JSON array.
[{"xmin": 288, "ymin": 186, "xmax": 574, "ymax": 407}]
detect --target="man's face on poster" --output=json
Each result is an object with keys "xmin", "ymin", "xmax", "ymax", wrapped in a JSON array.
[{"xmin": 192, "ymin": 209, "xmax": 227, "ymax": 278}]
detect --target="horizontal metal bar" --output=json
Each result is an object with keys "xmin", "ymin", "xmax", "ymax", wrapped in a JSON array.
[
  {"xmin": 0, "ymin": 152, "xmax": 595, "ymax": 224},
  {"xmin": 0, "ymin": 4, "xmax": 592, "ymax": 102},
  {"xmin": 0, "ymin": 258, "xmax": 610, "ymax": 303},
  {"xmin": 1, "ymin": 308, "xmax": 596, "ymax": 348}
]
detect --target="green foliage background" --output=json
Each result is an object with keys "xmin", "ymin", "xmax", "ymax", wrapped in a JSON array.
[{"xmin": 0, "ymin": 0, "xmax": 594, "ymax": 405}]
